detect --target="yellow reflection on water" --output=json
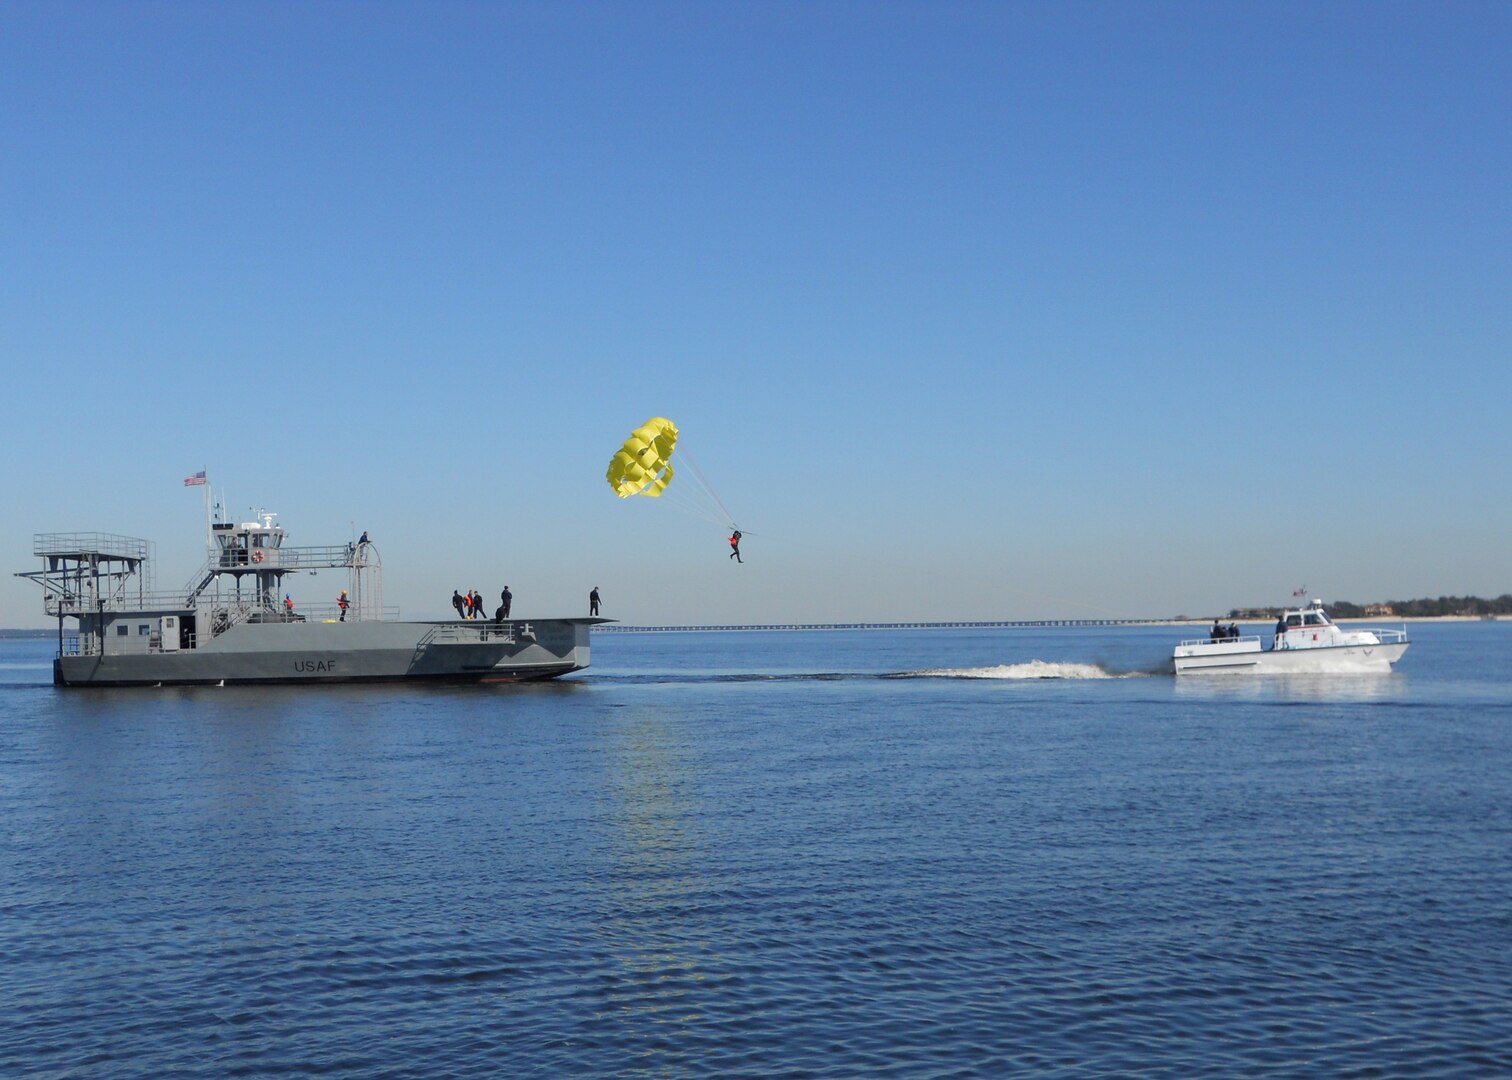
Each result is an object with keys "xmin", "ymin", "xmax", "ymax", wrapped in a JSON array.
[{"xmin": 596, "ymin": 710, "xmax": 713, "ymax": 1053}]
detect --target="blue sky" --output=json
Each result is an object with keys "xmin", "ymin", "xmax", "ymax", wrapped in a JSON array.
[{"xmin": 3, "ymin": 1, "xmax": 1508, "ymax": 626}]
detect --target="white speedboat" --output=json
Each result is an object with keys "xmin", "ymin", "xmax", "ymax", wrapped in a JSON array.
[{"xmin": 1173, "ymin": 599, "xmax": 1409, "ymax": 675}]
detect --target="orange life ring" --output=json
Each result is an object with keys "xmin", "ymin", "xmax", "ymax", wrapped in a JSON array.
[{"xmin": 251, "ymin": 549, "xmax": 265, "ymax": 563}]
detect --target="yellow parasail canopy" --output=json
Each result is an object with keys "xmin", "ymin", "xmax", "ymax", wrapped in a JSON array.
[{"xmin": 606, "ymin": 417, "xmax": 679, "ymax": 498}]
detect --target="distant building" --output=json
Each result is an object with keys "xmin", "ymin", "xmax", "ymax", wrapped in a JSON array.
[{"xmin": 1364, "ymin": 603, "xmax": 1394, "ymax": 617}]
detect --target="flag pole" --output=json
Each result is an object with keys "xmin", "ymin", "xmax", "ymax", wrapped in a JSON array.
[{"xmin": 183, "ymin": 469, "xmax": 211, "ymax": 553}]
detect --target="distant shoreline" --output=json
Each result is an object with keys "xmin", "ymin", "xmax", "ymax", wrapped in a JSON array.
[
  {"xmin": 598, "ymin": 615, "xmax": 1502, "ymax": 633},
  {"xmin": 1152, "ymin": 615, "xmax": 1504, "ymax": 627},
  {"xmin": 2, "ymin": 616, "xmax": 1502, "ymax": 638}
]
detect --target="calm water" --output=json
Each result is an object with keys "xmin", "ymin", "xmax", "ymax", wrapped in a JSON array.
[{"xmin": 2, "ymin": 623, "xmax": 1510, "ymax": 1077}]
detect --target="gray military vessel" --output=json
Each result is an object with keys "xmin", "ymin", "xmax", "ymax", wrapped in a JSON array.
[{"xmin": 18, "ymin": 512, "xmax": 603, "ymax": 687}]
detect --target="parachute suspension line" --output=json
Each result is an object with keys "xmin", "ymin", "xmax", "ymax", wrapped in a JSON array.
[
  {"xmin": 653, "ymin": 494, "xmax": 732, "ymax": 530},
  {"xmin": 674, "ymin": 444, "xmax": 737, "ymax": 529},
  {"xmin": 656, "ymin": 475, "xmax": 733, "ymax": 527}
]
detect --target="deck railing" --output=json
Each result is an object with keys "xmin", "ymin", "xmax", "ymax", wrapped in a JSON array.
[
  {"xmin": 204, "ymin": 543, "xmax": 363, "ymax": 571},
  {"xmin": 44, "ymin": 594, "xmax": 398, "ymax": 623},
  {"xmin": 1177, "ymin": 635, "xmax": 1263, "ymax": 647},
  {"xmin": 418, "ymin": 621, "xmax": 531, "ymax": 647},
  {"xmin": 33, "ymin": 533, "xmax": 152, "ymax": 560}
]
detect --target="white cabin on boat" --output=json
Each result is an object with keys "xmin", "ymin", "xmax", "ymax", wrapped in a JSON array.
[{"xmin": 1276, "ymin": 598, "xmax": 1338, "ymax": 647}]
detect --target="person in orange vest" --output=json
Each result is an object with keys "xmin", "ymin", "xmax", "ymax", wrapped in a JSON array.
[
  {"xmin": 728, "ymin": 529, "xmax": 742, "ymax": 563},
  {"xmin": 337, "ymin": 589, "xmax": 349, "ymax": 621},
  {"xmin": 284, "ymin": 594, "xmax": 294, "ymax": 614}
]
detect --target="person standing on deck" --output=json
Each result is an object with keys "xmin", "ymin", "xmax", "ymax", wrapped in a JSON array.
[
  {"xmin": 337, "ymin": 590, "xmax": 349, "ymax": 621},
  {"xmin": 590, "ymin": 587, "xmax": 601, "ymax": 616},
  {"xmin": 500, "ymin": 586, "xmax": 512, "ymax": 619},
  {"xmin": 452, "ymin": 590, "xmax": 467, "ymax": 619}
]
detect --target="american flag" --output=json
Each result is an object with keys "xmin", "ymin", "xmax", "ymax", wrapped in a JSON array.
[
  {"xmin": 184, "ymin": 470, "xmax": 207, "ymax": 487},
  {"xmin": 1292, "ymin": 586, "xmax": 1307, "ymax": 597}
]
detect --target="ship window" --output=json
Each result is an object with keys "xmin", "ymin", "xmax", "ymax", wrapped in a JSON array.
[
  {"xmin": 1285, "ymin": 615, "xmax": 1301, "ymax": 627},
  {"xmin": 116, "ymin": 624, "xmax": 128, "ymax": 636},
  {"xmin": 139, "ymin": 624, "xmax": 152, "ymax": 635},
  {"xmin": 1304, "ymin": 613, "xmax": 1323, "ymax": 626}
]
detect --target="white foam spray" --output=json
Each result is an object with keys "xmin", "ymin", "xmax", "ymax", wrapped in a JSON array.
[{"xmin": 907, "ymin": 660, "xmax": 1136, "ymax": 680}]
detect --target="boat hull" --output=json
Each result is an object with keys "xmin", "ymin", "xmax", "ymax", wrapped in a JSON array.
[
  {"xmin": 53, "ymin": 618, "xmax": 598, "ymax": 687},
  {"xmin": 1173, "ymin": 639, "xmax": 1408, "ymax": 675}
]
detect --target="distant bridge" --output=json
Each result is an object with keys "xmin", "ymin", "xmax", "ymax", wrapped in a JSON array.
[{"xmin": 598, "ymin": 619, "xmax": 1176, "ymax": 633}]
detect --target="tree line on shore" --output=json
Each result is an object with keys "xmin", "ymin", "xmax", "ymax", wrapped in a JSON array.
[{"xmin": 1228, "ymin": 595, "xmax": 1512, "ymax": 619}]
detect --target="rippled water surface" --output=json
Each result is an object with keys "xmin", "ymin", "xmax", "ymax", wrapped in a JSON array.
[{"xmin": 3, "ymin": 623, "xmax": 1510, "ymax": 1076}]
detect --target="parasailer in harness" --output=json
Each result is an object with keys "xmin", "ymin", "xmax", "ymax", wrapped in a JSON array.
[{"xmin": 728, "ymin": 529, "xmax": 742, "ymax": 563}]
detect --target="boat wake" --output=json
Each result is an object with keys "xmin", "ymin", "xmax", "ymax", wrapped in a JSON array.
[
  {"xmin": 892, "ymin": 660, "xmax": 1142, "ymax": 680},
  {"xmin": 596, "ymin": 661, "xmax": 1152, "ymax": 684}
]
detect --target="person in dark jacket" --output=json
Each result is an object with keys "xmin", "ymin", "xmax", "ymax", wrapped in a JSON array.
[
  {"xmin": 500, "ymin": 586, "xmax": 512, "ymax": 619},
  {"xmin": 452, "ymin": 590, "xmax": 467, "ymax": 619},
  {"xmin": 590, "ymin": 587, "xmax": 601, "ymax": 616}
]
